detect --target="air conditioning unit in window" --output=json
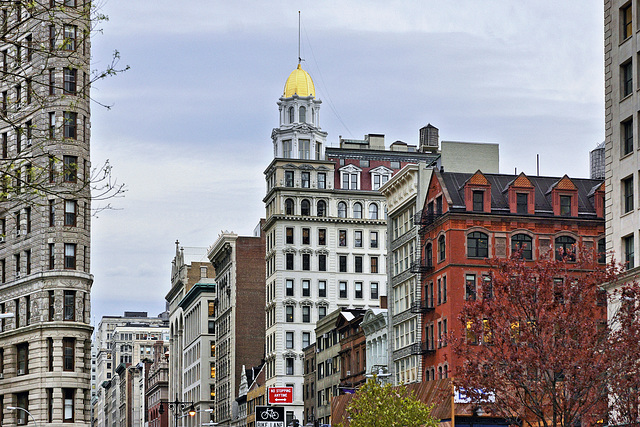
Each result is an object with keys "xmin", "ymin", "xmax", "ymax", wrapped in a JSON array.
[
  {"xmin": 0, "ymin": 373, "xmax": 4, "ymax": 379},
  {"xmin": 346, "ymin": 370, "xmax": 351, "ymax": 376},
  {"xmin": 17, "ymin": 368, "xmax": 24, "ymax": 375}
]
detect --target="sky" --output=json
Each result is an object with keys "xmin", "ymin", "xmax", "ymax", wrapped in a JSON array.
[{"xmin": 87, "ymin": 1, "xmax": 606, "ymax": 324}]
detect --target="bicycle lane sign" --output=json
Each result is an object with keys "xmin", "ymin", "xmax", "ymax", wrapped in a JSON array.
[{"xmin": 256, "ymin": 406, "xmax": 285, "ymax": 427}]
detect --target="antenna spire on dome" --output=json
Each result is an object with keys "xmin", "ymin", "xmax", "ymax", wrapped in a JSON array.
[{"xmin": 298, "ymin": 11, "xmax": 302, "ymax": 65}]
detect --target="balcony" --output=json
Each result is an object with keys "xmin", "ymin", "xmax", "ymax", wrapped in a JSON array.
[
  {"xmin": 413, "ymin": 210, "xmax": 442, "ymax": 227},
  {"xmin": 410, "ymin": 299, "xmax": 435, "ymax": 314},
  {"xmin": 410, "ymin": 340, "xmax": 436, "ymax": 356},
  {"xmin": 410, "ymin": 261, "xmax": 433, "ymax": 274}
]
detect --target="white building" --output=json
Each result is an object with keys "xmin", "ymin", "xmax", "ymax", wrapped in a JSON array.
[{"xmin": 263, "ymin": 62, "xmax": 439, "ymax": 423}]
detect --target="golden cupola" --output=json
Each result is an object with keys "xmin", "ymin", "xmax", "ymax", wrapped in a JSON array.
[{"xmin": 283, "ymin": 64, "xmax": 315, "ymax": 98}]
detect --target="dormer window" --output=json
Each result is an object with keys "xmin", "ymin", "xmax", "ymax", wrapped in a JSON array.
[
  {"xmin": 472, "ymin": 191, "xmax": 484, "ymax": 212},
  {"xmin": 339, "ymin": 164, "xmax": 362, "ymax": 190},
  {"xmin": 516, "ymin": 193, "xmax": 528, "ymax": 214},
  {"xmin": 560, "ymin": 195, "xmax": 571, "ymax": 216},
  {"xmin": 370, "ymin": 166, "xmax": 393, "ymax": 190}
]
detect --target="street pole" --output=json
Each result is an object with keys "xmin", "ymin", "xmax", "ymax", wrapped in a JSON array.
[{"xmin": 7, "ymin": 406, "xmax": 38, "ymax": 427}]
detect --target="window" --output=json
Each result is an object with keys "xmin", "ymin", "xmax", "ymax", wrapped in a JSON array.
[
  {"xmin": 49, "ymin": 112, "xmax": 56, "ymax": 139},
  {"xmin": 511, "ymin": 234, "xmax": 533, "ymax": 260},
  {"xmin": 624, "ymin": 234, "xmax": 635, "ymax": 270},
  {"xmin": 286, "ymin": 279, "xmax": 294, "ymax": 296},
  {"xmin": 465, "ymin": 275, "xmax": 476, "ymax": 301},
  {"xmin": 302, "ymin": 332, "xmax": 310, "ymax": 348},
  {"xmin": 353, "ymin": 203, "xmax": 362, "ymax": 219},
  {"xmin": 370, "ymin": 256, "xmax": 378, "ymax": 273},
  {"xmin": 288, "ymin": 107, "xmax": 294, "ymax": 123},
  {"xmin": 301, "ymin": 228, "xmax": 310, "ymax": 245},
  {"xmin": 301, "ymin": 172, "xmax": 310, "ymax": 188},
  {"xmin": 285, "ymin": 306, "xmax": 294, "ymax": 322},
  {"xmin": 623, "ymin": 176, "xmax": 634, "ymax": 213},
  {"xmin": 285, "ymin": 171, "xmax": 294, "ymax": 187},
  {"xmin": 318, "ymin": 306, "xmax": 326, "ymax": 320},
  {"xmin": 299, "ymin": 139, "xmax": 310, "ymax": 159},
  {"xmin": 63, "ymin": 24, "xmax": 76, "ymax": 50},
  {"xmin": 472, "ymin": 191, "xmax": 484, "ymax": 211},
  {"xmin": 63, "ymin": 290, "xmax": 75, "ymax": 320},
  {"xmin": 210, "ymin": 363, "xmax": 215, "ymax": 378},
  {"xmin": 16, "ymin": 392, "xmax": 28, "ymax": 424},
  {"xmin": 622, "ymin": 2, "xmax": 633, "ymax": 39},
  {"xmin": 17, "ymin": 342, "xmax": 28, "ymax": 375},
  {"xmin": 354, "ymin": 231, "xmax": 362, "ymax": 247},
  {"xmin": 355, "ymin": 282, "xmax": 363, "ymax": 299},
  {"xmin": 317, "ymin": 200, "xmax": 326, "ymax": 217},
  {"xmin": 438, "ymin": 235, "xmax": 445, "ymax": 261},
  {"xmin": 63, "ymin": 155, "xmax": 77, "ymax": 182},
  {"xmin": 302, "ymin": 253, "xmax": 310, "ymax": 270},
  {"xmin": 299, "ymin": 106, "xmax": 306, "ymax": 123},
  {"xmin": 318, "ymin": 229, "xmax": 326, "ymax": 245},
  {"xmin": 63, "ymin": 338, "xmax": 75, "ymax": 371},
  {"xmin": 48, "ymin": 291, "xmax": 55, "ymax": 320},
  {"xmin": 286, "ymin": 358, "xmax": 294, "ymax": 375},
  {"xmin": 63, "ymin": 68, "xmax": 76, "ymax": 95},
  {"xmin": 372, "ymin": 174, "xmax": 389, "ymax": 190},
  {"xmin": 302, "ymin": 306, "xmax": 310, "ymax": 323},
  {"xmin": 318, "ymin": 254, "xmax": 326, "ymax": 271},
  {"xmin": 370, "ymin": 231, "xmax": 378, "ymax": 248},
  {"xmin": 467, "ymin": 231, "xmax": 488, "ymax": 258},
  {"xmin": 283, "ymin": 140, "xmax": 292, "ymax": 158},
  {"xmin": 301, "ymin": 199, "xmax": 310, "ymax": 216},
  {"xmin": 302, "ymin": 280, "xmax": 310, "ymax": 297},
  {"xmin": 49, "ymin": 68, "xmax": 55, "ymax": 95},
  {"xmin": 339, "ymin": 255, "xmax": 347, "ymax": 272},
  {"xmin": 285, "ymin": 227, "xmax": 294, "ymax": 244},
  {"xmin": 64, "ymin": 243, "xmax": 76, "ymax": 269},
  {"xmin": 622, "ymin": 61, "xmax": 633, "ymax": 97},
  {"xmin": 339, "ymin": 230, "xmax": 347, "ymax": 246},
  {"xmin": 339, "ymin": 282, "xmax": 347, "ymax": 298},
  {"xmin": 369, "ymin": 203, "xmax": 379, "ymax": 219},
  {"xmin": 318, "ymin": 280, "xmax": 326, "ymax": 298},
  {"xmin": 286, "ymin": 332, "xmax": 294, "ymax": 349},
  {"xmin": 64, "ymin": 200, "xmax": 76, "ymax": 226},
  {"xmin": 516, "ymin": 193, "xmax": 528, "ymax": 214},
  {"xmin": 436, "ymin": 196, "xmax": 443, "ymax": 214},
  {"xmin": 317, "ymin": 173, "xmax": 326, "ymax": 189},
  {"xmin": 354, "ymin": 256, "xmax": 363, "ymax": 273},
  {"xmin": 371, "ymin": 282, "xmax": 379, "ymax": 299},
  {"xmin": 555, "ymin": 236, "xmax": 576, "ymax": 261},
  {"xmin": 559, "ymin": 195, "xmax": 572, "ymax": 217},
  {"xmin": 598, "ymin": 238, "xmax": 606, "ymax": 264},
  {"xmin": 285, "ymin": 198, "xmax": 294, "ymax": 215},
  {"xmin": 338, "ymin": 202, "xmax": 347, "ymax": 218},
  {"xmin": 342, "ymin": 172, "xmax": 358, "ymax": 190},
  {"xmin": 63, "ymin": 388, "xmax": 74, "ymax": 422}
]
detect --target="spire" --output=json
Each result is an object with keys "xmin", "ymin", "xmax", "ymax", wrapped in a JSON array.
[{"xmin": 298, "ymin": 11, "xmax": 301, "ymax": 65}]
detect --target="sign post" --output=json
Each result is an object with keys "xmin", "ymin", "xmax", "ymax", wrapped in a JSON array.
[{"xmin": 256, "ymin": 406, "xmax": 285, "ymax": 427}]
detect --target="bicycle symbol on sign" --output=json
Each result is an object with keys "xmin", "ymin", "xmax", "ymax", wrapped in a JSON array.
[{"xmin": 260, "ymin": 408, "xmax": 280, "ymax": 420}]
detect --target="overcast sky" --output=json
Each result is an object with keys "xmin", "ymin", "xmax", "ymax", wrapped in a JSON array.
[{"xmin": 87, "ymin": 1, "xmax": 606, "ymax": 324}]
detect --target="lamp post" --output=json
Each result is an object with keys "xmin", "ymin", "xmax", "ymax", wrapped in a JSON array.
[
  {"xmin": 158, "ymin": 396, "xmax": 194, "ymax": 427},
  {"xmin": 7, "ymin": 406, "xmax": 37, "ymax": 427}
]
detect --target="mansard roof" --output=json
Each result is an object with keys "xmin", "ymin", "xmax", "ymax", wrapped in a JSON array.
[{"xmin": 439, "ymin": 172, "xmax": 603, "ymax": 217}]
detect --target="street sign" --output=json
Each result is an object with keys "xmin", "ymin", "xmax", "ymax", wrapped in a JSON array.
[
  {"xmin": 256, "ymin": 406, "xmax": 284, "ymax": 427},
  {"xmin": 268, "ymin": 387, "xmax": 293, "ymax": 404}
]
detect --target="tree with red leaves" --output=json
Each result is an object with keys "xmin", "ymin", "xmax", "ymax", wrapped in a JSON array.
[{"xmin": 453, "ymin": 250, "xmax": 640, "ymax": 427}]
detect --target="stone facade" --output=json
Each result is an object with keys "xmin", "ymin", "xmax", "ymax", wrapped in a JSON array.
[{"xmin": 0, "ymin": 1, "xmax": 93, "ymax": 426}]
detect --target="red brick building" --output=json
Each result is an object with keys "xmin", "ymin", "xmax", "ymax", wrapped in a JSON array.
[
  {"xmin": 415, "ymin": 170, "xmax": 605, "ymax": 381},
  {"xmin": 337, "ymin": 311, "xmax": 367, "ymax": 392}
]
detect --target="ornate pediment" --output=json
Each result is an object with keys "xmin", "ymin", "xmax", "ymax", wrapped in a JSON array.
[
  {"xmin": 369, "ymin": 166, "xmax": 393, "ymax": 175},
  {"xmin": 300, "ymin": 299, "xmax": 314, "ymax": 306},
  {"xmin": 282, "ymin": 299, "xmax": 297, "ymax": 306},
  {"xmin": 316, "ymin": 300, "xmax": 329, "ymax": 307},
  {"xmin": 339, "ymin": 164, "xmax": 362, "ymax": 173},
  {"xmin": 282, "ymin": 247, "xmax": 297, "ymax": 254}
]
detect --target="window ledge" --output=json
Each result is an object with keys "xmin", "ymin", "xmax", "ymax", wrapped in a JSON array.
[
  {"xmin": 620, "ymin": 92, "xmax": 633, "ymax": 103},
  {"xmin": 620, "ymin": 151, "xmax": 634, "ymax": 160}
]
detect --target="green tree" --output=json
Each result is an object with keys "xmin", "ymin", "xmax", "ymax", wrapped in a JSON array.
[{"xmin": 341, "ymin": 378, "xmax": 439, "ymax": 427}]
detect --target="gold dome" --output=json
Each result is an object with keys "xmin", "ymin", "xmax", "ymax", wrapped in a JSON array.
[{"xmin": 283, "ymin": 64, "xmax": 315, "ymax": 98}]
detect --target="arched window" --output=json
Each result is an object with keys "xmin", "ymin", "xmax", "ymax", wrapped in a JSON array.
[
  {"xmin": 467, "ymin": 232, "xmax": 489, "ymax": 258},
  {"xmin": 369, "ymin": 203, "xmax": 379, "ymax": 219},
  {"xmin": 285, "ymin": 198, "xmax": 295, "ymax": 215},
  {"xmin": 317, "ymin": 200, "xmax": 326, "ymax": 217},
  {"xmin": 338, "ymin": 202, "xmax": 347, "ymax": 218},
  {"xmin": 425, "ymin": 243, "xmax": 433, "ymax": 267},
  {"xmin": 299, "ymin": 106, "xmax": 306, "ymax": 123},
  {"xmin": 353, "ymin": 203, "xmax": 363, "ymax": 219},
  {"xmin": 511, "ymin": 234, "xmax": 533, "ymax": 260},
  {"xmin": 288, "ymin": 107, "xmax": 294, "ymax": 123},
  {"xmin": 555, "ymin": 236, "xmax": 576, "ymax": 261},
  {"xmin": 438, "ymin": 235, "xmax": 446, "ymax": 262},
  {"xmin": 301, "ymin": 199, "xmax": 310, "ymax": 216}
]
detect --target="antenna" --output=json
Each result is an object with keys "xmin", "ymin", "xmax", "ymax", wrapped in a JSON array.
[{"xmin": 298, "ymin": 11, "xmax": 301, "ymax": 65}]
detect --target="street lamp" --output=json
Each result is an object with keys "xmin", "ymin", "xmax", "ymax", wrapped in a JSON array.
[
  {"xmin": 158, "ymin": 396, "xmax": 194, "ymax": 427},
  {"xmin": 7, "ymin": 406, "xmax": 37, "ymax": 427}
]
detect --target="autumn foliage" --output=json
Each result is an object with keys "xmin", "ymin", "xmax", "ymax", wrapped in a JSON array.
[{"xmin": 453, "ymin": 249, "xmax": 640, "ymax": 427}]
